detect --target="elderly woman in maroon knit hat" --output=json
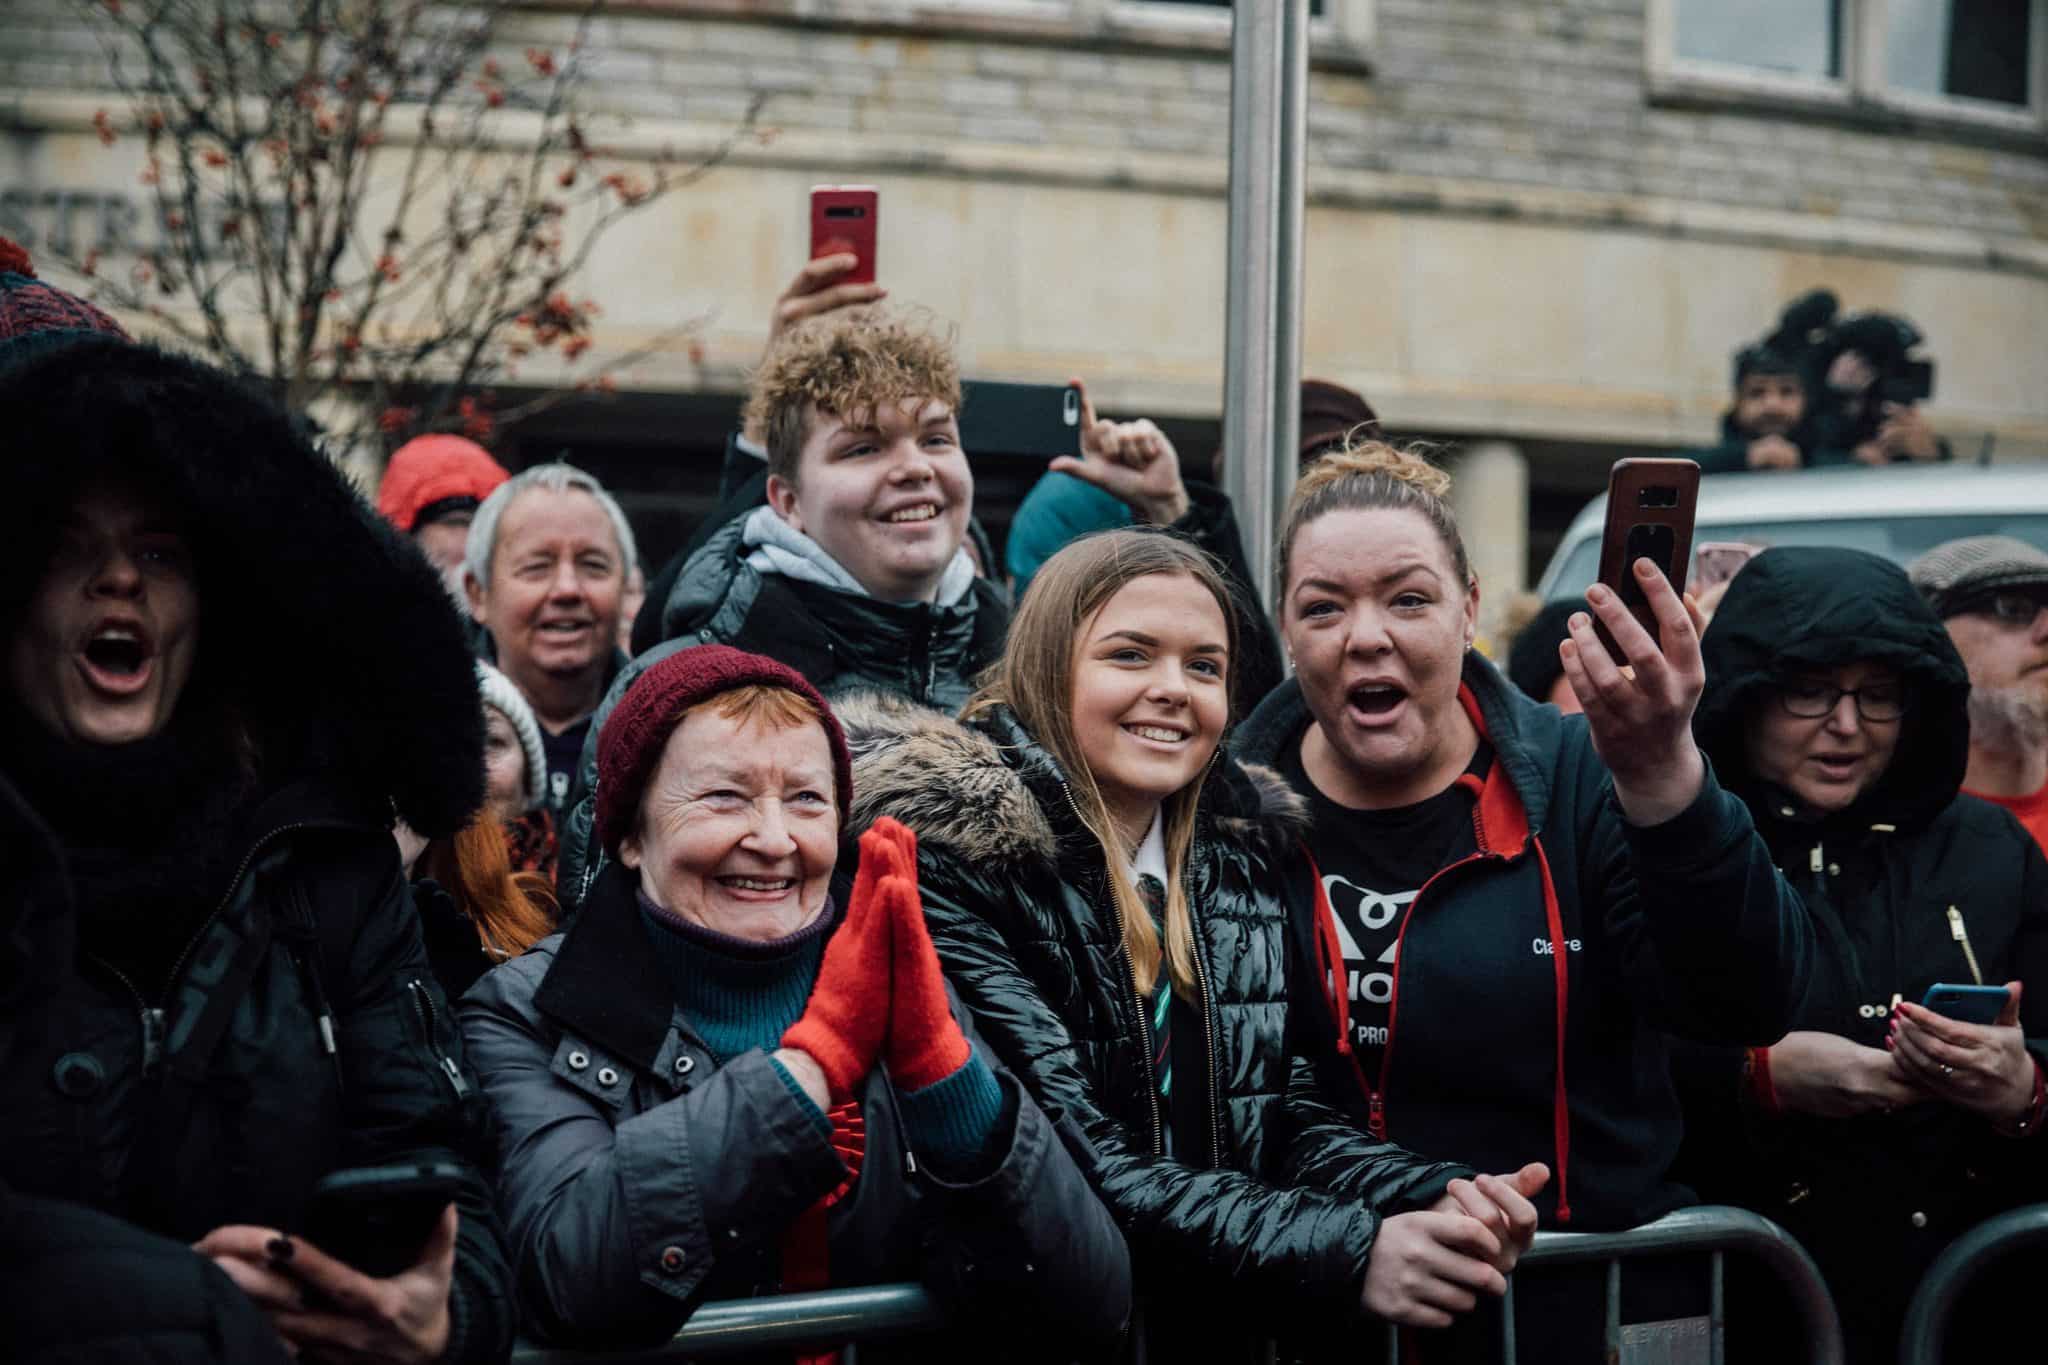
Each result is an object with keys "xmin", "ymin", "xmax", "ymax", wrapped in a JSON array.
[{"xmin": 459, "ymin": 644, "xmax": 1128, "ymax": 1353}]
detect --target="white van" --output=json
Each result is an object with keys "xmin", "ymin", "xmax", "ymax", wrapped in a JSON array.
[{"xmin": 1535, "ymin": 463, "xmax": 2048, "ymax": 601}]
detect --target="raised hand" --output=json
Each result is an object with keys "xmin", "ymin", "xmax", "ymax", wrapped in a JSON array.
[
  {"xmin": 1048, "ymin": 376, "xmax": 1190, "ymax": 526},
  {"xmin": 879, "ymin": 827, "xmax": 974, "ymax": 1089},
  {"xmin": 780, "ymin": 820, "xmax": 915, "ymax": 1101},
  {"xmin": 1559, "ymin": 560, "xmax": 1710, "ymax": 826}
]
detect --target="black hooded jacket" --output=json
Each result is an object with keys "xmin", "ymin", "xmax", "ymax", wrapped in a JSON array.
[
  {"xmin": 1237, "ymin": 653, "xmax": 1815, "ymax": 1234},
  {"xmin": 842, "ymin": 693, "xmax": 1474, "ymax": 1358},
  {"xmin": 1677, "ymin": 546, "xmax": 2048, "ymax": 1349},
  {"xmin": 0, "ymin": 339, "xmax": 512, "ymax": 1363}
]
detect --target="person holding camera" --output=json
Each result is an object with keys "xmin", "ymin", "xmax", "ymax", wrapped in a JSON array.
[
  {"xmin": 1806, "ymin": 300, "xmax": 1950, "ymax": 467},
  {"xmin": 1673, "ymin": 545, "xmax": 2046, "ymax": 1364},
  {"xmin": 0, "ymin": 327, "xmax": 513, "ymax": 1363}
]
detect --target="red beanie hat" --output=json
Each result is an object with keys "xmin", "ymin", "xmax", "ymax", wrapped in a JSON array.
[
  {"xmin": 376, "ymin": 434, "xmax": 510, "ymax": 532},
  {"xmin": 595, "ymin": 645, "xmax": 854, "ymax": 855},
  {"xmin": 0, "ymin": 236, "xmax": 129, "ymax": 355}
]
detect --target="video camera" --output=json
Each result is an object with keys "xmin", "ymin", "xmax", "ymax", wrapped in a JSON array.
[{"xmin": 1754, "ymin": 289, "xmax": 1936, "ymax": 448}]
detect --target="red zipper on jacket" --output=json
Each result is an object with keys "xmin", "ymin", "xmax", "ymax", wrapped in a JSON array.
[{"xmin": 1305, "ymin": 682, "xmax": 1578, "ymax": 1221}]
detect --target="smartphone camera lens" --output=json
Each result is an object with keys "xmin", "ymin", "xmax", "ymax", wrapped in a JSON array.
[{"xmin": 1637, "ymin": 485, "xmax": 1679, "ymax": 510}]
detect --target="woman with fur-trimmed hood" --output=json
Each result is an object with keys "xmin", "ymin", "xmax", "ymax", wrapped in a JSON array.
[
  {"xmin": 0, "ymin": 335, "xmax": 513, "ymax": 1363},
  {"xmin": 844, "ymin": 528, "xmax": 1547, "ymax": 1359}
]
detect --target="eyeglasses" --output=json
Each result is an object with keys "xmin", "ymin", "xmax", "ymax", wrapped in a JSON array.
[
  {"xmin": 1960, "ymin": 590, "xmax": 2048, "ymax": 627},
  {"xmin": 1776, "ymin": 678, "xmax": 1907, "ymax": 722}
]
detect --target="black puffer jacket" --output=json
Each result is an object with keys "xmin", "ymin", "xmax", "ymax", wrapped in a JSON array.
[
  {"xmin": 0, "ymin": 338, "xmax": 512, "ymax": 1363},
  {"xmin": 1677, "ymin": 546, "xmax": 2048, "ymax": 1358},
  {"xmin": 460, "ymin": 859, "xmax": 1131, "ymax": 1356},
  {"xmin": 556, "ymin": 509, "xmax": 1010, "ymax": 910},
  {"xmin": 842, "ymin": 694, "xmax": 1472, "ymax": 1356}
]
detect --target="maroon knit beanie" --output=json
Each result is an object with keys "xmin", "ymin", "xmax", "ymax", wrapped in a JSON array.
[
  {"xmin": 594, "ymin": 644, "xmax": 854, "ymax": 855},
  {"xmin": 0, "ymin": 237, "xmax": 129, "ymax": 353}
]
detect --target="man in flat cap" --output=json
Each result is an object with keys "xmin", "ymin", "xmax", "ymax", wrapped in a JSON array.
[{"xmin": 1912, "ymin": 535, "xmax": 2048, "ymax": 850}]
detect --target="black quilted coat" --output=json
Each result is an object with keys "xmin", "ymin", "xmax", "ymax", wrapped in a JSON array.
[{"xmin": 842, "ymin": 694, "xmax": 1473, "ymax": 1358}]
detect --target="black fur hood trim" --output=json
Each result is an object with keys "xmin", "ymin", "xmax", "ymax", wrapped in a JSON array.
[
  {"xmin": 0, "ymin": 338, "xmax": 482, "ymax": 837},
  {"xmin": 837, "ymin": 690, "xmax": 1308, "ymax": 869}
]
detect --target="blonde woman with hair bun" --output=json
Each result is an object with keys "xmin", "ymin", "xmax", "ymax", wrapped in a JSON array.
[
  {"xmin": 1235, "ymin": 440, "xmax": 1817, "ymax": 1361},
  {"xmin": 847, "ymin": 526, "xmax": 1553, "ymax": 1360}
]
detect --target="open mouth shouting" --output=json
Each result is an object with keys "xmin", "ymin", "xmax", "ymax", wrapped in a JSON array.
[
  {"xmin": 77, "ymin": 617, "xmax": 157, "ymax": 697},
  {"xmin": 1345, "ymin": 679, "xmax": 1410, "ymax": 726}
]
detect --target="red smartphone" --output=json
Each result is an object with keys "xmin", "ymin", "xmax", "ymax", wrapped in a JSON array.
[
  {"xmin": 1594, "ymin": 457, "xmax": 1700, "ymax": 656},
  {"xmin": 809, "ymin": 185, "xmax": 878, "ymax": 285}
]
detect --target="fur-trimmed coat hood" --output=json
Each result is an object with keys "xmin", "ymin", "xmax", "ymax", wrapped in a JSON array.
[{"xmin": 0, "ymin": 337, "xmax": 482, "ymax": 837}]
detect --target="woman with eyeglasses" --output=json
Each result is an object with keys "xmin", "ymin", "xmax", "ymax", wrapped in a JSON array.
[{"xmin": 1678, "ymin": 545, "xmax": 2048, "ymax": 1364}]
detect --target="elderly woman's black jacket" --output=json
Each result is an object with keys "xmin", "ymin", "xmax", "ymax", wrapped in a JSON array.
[
  {"xmin": 459, "ymin": 859, "xmax": 1131, "ymax": 1355},
  {"xmin": 1676, "ymin": 546, "xmax": 2048, "ymax": 1355},
  {"xmin": 840, "ymin": 693, "xmax": 1474, "ymax": 1355},
  {"xmin": 0, "ymin": 338, "xmax": 512, "ymax": 1363}
]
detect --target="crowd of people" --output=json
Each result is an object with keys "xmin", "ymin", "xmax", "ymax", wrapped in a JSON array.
[{"xmin": 1, "ymin": 230, "xmax": 2040, "ymax": 1365}]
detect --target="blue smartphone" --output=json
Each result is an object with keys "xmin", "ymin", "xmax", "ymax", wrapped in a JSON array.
[{"xmin": 1920, "ymin": 983, "xmax": 2010, "ymax": 1025}]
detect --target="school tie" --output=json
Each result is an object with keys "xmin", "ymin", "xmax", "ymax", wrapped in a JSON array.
[{"xmin": 1137, "ymin": 874, "xmax": 1171, "ymax": 1101}]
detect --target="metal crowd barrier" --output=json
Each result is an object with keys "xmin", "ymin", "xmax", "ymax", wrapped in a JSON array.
[
  {"xmin": 509, "ymin": 1206, "xmax": 1840, "ymax": 1363},
  {"xmin": 1898, "ymin": 1202, "xmax": 2048, "ymax": 1365},
  {"xmin": 1382, "ymin": 1206, "xmax": 1842, "ymax": 1365},
  {"xmin": 511, "ymin": 1283, "xmax": 944, "ymax": 1364}
]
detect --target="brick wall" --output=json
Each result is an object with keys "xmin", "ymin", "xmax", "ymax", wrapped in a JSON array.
[{"xmin": 7, "ymin": 1, "xmax": 2042, "ymax": 244}]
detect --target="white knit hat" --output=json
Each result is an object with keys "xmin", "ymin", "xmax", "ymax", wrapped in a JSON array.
[{"xmin": 475, "ymin": 661, "xmax": 548, "ymax": 814}]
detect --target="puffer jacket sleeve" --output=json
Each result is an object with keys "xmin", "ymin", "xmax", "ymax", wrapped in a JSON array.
[
  {"xmin": 1584, "ymin": 752, "xmax": 1813, "ymax": 1044},
  {"xmin": 909, "ymin": 992, "xmax": 1133, "ymax": 1352},
  {"xmin": 920, "ymin": 869, "xmax": 1388, "ymax": 1325},
  {"xmin": 559, "ymin": 634, "xmax": 704, "ymax": 915},
  {"xmin": 458, "ymin": 953, "xmax": 847, "ymax": 1348},
  {"xmin": 322, "ymin": 843, "xmax": 515, "ymax": 1365}
]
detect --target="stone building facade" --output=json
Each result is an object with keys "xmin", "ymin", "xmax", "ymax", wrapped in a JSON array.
[{"xmin": 5, "ymin": 0, "xmax": 2045, "ymax": 596}]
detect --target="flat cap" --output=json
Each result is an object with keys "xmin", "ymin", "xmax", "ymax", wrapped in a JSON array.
[{"xmin": 1908, "ymin": 535, "xmax": 2048, "ymax": 617}]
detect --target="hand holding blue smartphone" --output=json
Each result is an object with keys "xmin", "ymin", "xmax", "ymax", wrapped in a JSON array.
[{"xmin": 1919, "ymin": 982, "xmax": 2012, "ymax": 1026}]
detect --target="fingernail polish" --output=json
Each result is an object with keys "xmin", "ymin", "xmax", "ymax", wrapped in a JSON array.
[{"xmin": 267, "ymin": 1235, "xmax": 294, "ymax": 1262}]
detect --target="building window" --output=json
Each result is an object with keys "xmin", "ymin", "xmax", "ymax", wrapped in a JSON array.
[
  {"xmin": 1651, "ymin": 0, "xmax": 2044, "ymax": 132},
  {"xmin": 1117, "ymin": 0, "xmax": 1328, "ymax": 14},
  {"xmin": 1674, "ymin": 0, "xmax": 1842, "ymax": 82},
  {"xmin": 1882, "ymin": 0, "xmax": 2031, "ymax": 107}
]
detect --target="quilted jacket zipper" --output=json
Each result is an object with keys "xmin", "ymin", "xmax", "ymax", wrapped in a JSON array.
[
  {"xmin": 406, "ymin": 979, "xmax": 471, "ymax": 1099},
  {"xmin": 1058, "ymin": 778, "xmax": 1163, "ymax": 1157}
]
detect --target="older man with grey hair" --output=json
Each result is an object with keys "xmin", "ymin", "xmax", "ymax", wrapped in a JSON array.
[
  {"xmin": 465, "ymin": 461, "xmax": 637, "ymax": 815},
  {"xmin": 1911, "ymin": 534, "xmax": 2048, "ymax": 852}
]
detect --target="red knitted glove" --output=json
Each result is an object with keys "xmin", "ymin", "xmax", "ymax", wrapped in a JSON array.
[
  {"xmin": 882, "ymin": 856, "xmax": 973, "ymax": 1092},
  {"xmin": 781, "ymin": 823, "xmax": 911, "ymax": 1101}
]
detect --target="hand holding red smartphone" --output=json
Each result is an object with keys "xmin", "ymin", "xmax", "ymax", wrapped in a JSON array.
[
  {"xmin": 1559, "ymin": 457, "xmax": 1709, "ymax": 827},
  {"xmin": 809, "ymin": 185, "xmax": 878, "ymax": 285}
]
